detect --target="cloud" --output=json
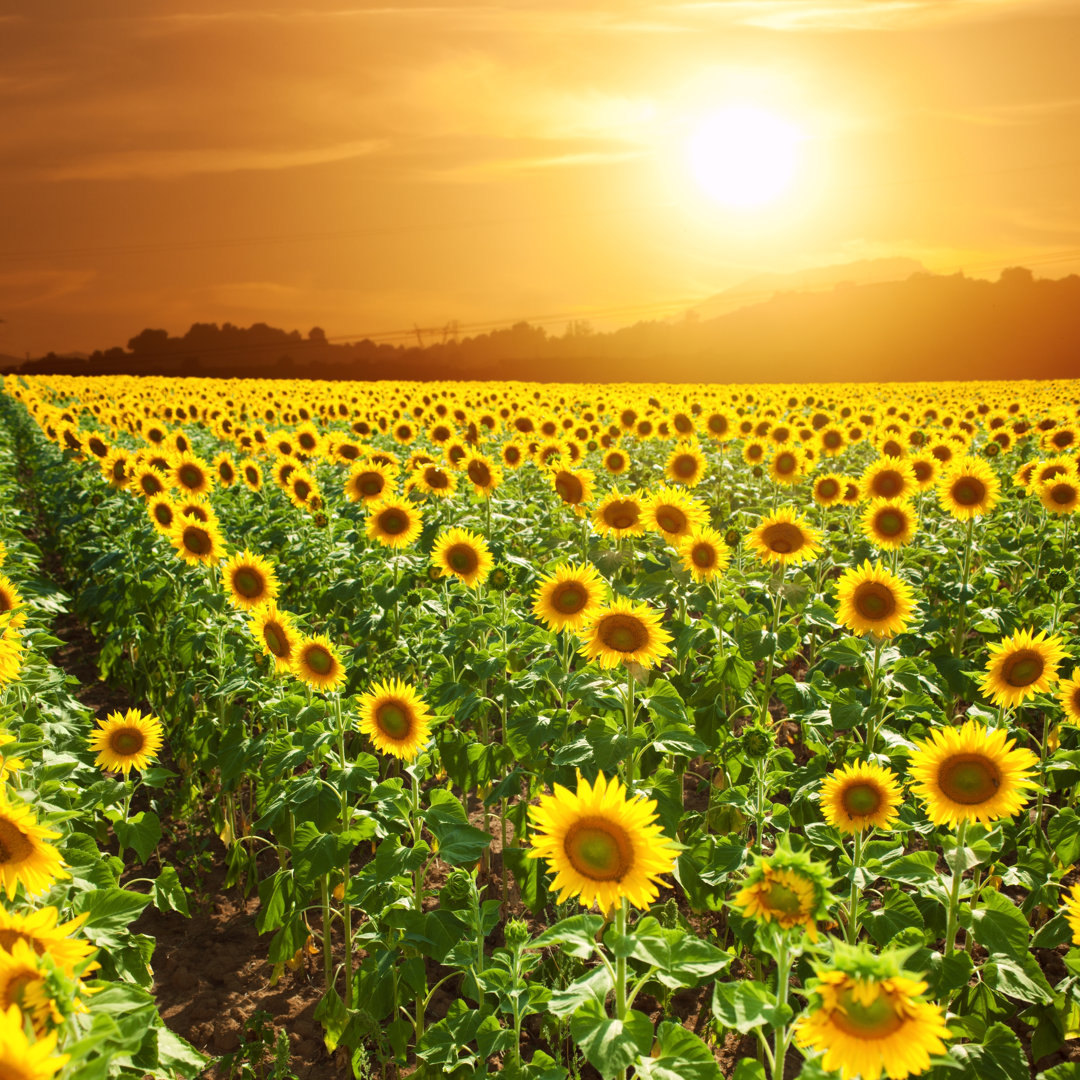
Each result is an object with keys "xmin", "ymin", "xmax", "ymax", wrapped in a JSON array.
[
  {"xmin": 39, "ymin": 139, "xmax": 382, "ymax": 181},
  {"xmin": 0, "ymin": 269, "xmax": 97, "ymax": 308}
]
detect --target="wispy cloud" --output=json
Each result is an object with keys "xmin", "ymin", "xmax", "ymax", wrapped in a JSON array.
[
  {"xmin": 41, "ymin": 139, "xmax": 382, "ymax": 181},
  {"xmin": 0, "ymin": 269, "xmax": 97, "ymax": 308}
]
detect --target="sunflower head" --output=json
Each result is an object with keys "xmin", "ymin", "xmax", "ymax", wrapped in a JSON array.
[
  {"xmin": 730, "ymin": 841, "xmax": 833, "ymax": 942},
  {"xmin": 593, "ymin": 489, "xmax": 645, "ymax": 538},
  {"xmin": 169, "ymin": 516, "xmax": 226, "ymax": 566},
  {"xmin": 665, "ymin": 443, "xmax": 706, "ymax": 487},
  {"xmin": 356, "ymin": 679, "xmax": 433, "ymax": 761},
  {"xmin": 170, "ymin": 452, "xmax": 214, "ymax": 496},
  {"xmin": 0, "ymin": 792, "xmax": 66, "ymax": 900},
  {"xmin": 794, "ymin": 943, "xmax": 951, "ymax": 1080},
  {"xmin": 835, "ymin": 560, "xmax": 916, "ymax": 639},
  {"xmin": 366, "ymin": 499, "xmax": 423, "ymax": 549},
  {"xmin": 292, "ymin": 635, "xmax": 346, "ymax": 692},
  {"xmin": 87, "ymin": 709, "xmax": 164, "ymax": 775},
  {"xmin": 528, "ymin": 770, "xmax": 677, "ymax": 911},
  {"xmin": 678, "ymin": 525, "xmax": 731, "ymax": 583},
  {"xmin": 532, "ymin": 562, "xmax": 607, "ymax": 633},
  {"xmin": 578, "ymin": 597, "xmax": 672, "ymax": 670},
  {"xmin": 979, "ymin": 626, "xmax": 1067, "ymax": 708},
  {"xmin": 812, "ymin": 473, "xmax": 845, "ymax": 507},
  {"xmin": 746, "ymin": 507, "xmax": 823, "ymax": 567},
  {"xmin": 937, "ymin": 456, "xmax": 1001, "ymax": 519},
  {"xmin": 550, "ymin": 466, "xmax": 595, "ymax": 511},
  {"xmin": 644, "ymin": 486, "xmax": 709, "ymax": 542},
  {"xmin": 222, "ymin": 549, "xmax": 279, "ymax": 611},
  {"xmin": 1063, "ymin": 882, "xmax": 1080, "ymax": 945},
  {"xmin": 821, "ymin": 761, "xmax": 903, "ymax": 834},
  {"xmin": 249, "ymin": 601, "xmax": 300, "ymax": 673},
  {"xmin": 345, "ymin": 462, "xmax": 396, "ymax": 504},
  {"xmin": 431, "ymin": 527, "xmax": 493, "ymax": 589},
  {"xmin": 1058, "ymin": 667, "xmax": 1080, "ymax": 725},
  {"xmin": 908, "ymin": 718, "xmax": 1039, "ymax": 828}
]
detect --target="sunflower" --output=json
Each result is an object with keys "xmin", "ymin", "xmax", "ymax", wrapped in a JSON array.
[
  {"xmin": 178, "ymin": 497, "xmax": 213, "ymax": 523},
  {"xmin": 1058, "ymin": 668, "xmax": 1080, "ymax": 724},
  {"xmin": 730, "ymin": 842, "xmax": 832, "ymax": 942},
  {"xmin": 532, "ymin": 562, "xmax": 608, "ymax": 632},
  {"xmin": 937, "ymin": 456, "xmax": 1001, "ymax": 519},
  {"xmin": 222, "ymin": 549, "xmax": 279, "ymax": 611},
  {"xmin": 169, "ymin": 516, "xmax": 226, "ymax": 566},
  {"xmin": 0, "ymin": 1001, "xmax": 69, "ymax": 1079},
  {"xmin": 413, "ymin": 463, "xmax": 457, "ymax": 499},
  {"xmin": 0, "ymin": 940, "xmax": 66, "ymax": 1034},
  {"xmin": 821, "ymin": 762, "xmax": 903, "ymax": 834},
  {"xmin": 742, "ymin": 438, "xmax": 768, "ymax": 466},
  {"xmin": 746, "ymin": 507, "xmax": 823, "ymax": 567},
  {"xmin": 249, "ymin": 601, "xmax": 300, "ymax": 673},
  {"xmin": 87, "ymin": 709, "xmax": 164, "ymax": 775},
  {"xmin": 643, "ymin": 486, "xmax": 709, "ymax": 544},
  {"xmin": 0, "ymin": 617, "xmax": 25, "ymax": 691},
  {"xmin": 602, "ymin": 448, "xmax": 630, "ymax": 476},
  {"xmin": 0, "ymin": 577, "xmax": 25, "ymax": 625},
  {"xmin": 345, "ymin": 462, "xmax": 396, "ymax": 504},
  {"xmin": 501, "ymin": 441, "xmax": 525, "ymax": 469},
  {"xmin": 463, "ymin": 452, "xmax": 502, "ymax": 497},
  {"xmin": 860, "ymin": 498, "xmax": 918, "ymax": 549},
  {"xmin": 292, "ymin": 635, "xmax": 346, "ymax": 692},
  {"xmin": 0, "ymin": 793, "xmax": 65, "ymax": 900},
  {"xmin": 100, "ymin": 448, "xmax": 133, "ymax": 489},
  {"xmin": 665, "ymin": 443, "xmax": 707, "ymax": 487},
  {"xmin": 861, "ymin": 457, "xmax": 917, "ymax": 503},
  {"xmin": 170, "ymin": 452, "xmax": 214, "ymax": 497},
  {"xmin": 129, "ymin": 465, "xmax": 168, "ymax": 500},
  {"xmin": 146, "ymin": 495, "xmax": 177, "ymax": 535},
  {"xmin": 578, "ymin": 597, "xmax": 671, "ymax": 670},
  {"xmin": 703, "ymin": 408, "xmax": 735, "ymax": 442},
  {"xmin": 355, "ymin": 679, "xmax": 433, "ymax": 761},
  {"xmin": 287, "ymin": 468, "xmax": 320, "ymax": 510},
  {"xmin": 1037, "ymin": 471, "xmax": 1080, "ymax": 514},
  {"xmin": 366, "ymin": 500, "xmax": 423, "ymax": 549},
  {"xmin": 0, "ymin": 731, "xmax": 24, "ymax": 784},
  {"xmin": 239, "ymin": 459, "xmax": 263, "ymax": 491},
  {"xmin": 550, "ymin": 466, "xmax": 595, "ymax": 511},
  {"xmin": 678, "ymin": 526, "xmax": 731, "ymax": 583},
  {"xmin": 1064, "ymin": 882, "xmax": 1080, "ymax": 945},
  {"xmin": 818, "ymin": 426, "xmax": 847, "ymax": 457},
  {"xmin": 431, "ymin": 527, "xmax": 493, "ymax": 589},
  {"xmin": 528, "ymin": 771, "xmax": 676, "ymax": 911},
  {"xmin": 0, "ymin": 907, "xmax": 95, "ymax": 979},
  {"xmin": 909, "ymin": 453, "xmax": 938, "ymax": 491},
  {"xmin": 213, "ymin": 452, "xmax": 238, "ymax": 487},
  {"xmin": 812, "ymin": 473, "xmax": 845, "ymax": 507},
  {"xmin": 794, "ymin": 945, "xmax": 950, "ymax": 1080},
  {"xmin": 768, "ymin": 448, "xmax": 806, "ymax": 486},
  {"xmin": 979, "ymin": 627, "xmax": 1067, "ymax": 708},
  {"xmin": 908, "ymin": 719, "xmax": 1039, "ymax": 827},
  {"xmin": 593, "ymin": 489, "xmax": 646, "ymax": 538},
  {"xmin": 835, "ymin": 561, "xmax": 915, "ymax": 639}
]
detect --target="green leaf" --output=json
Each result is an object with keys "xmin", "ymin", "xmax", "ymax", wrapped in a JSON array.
[
  {"xmin": 966, "ymin": 890, "xmax": 1031, "ymax": 963},
  {"xmin": 944, "ymin": 1021, "xmax": 1027, "ymax": 1080},
  {"xmin": 112, "ymin": 810, "xmax": 161, "ymax": 863},
  {"xmin": 417, "ymin": 1000, "xmax": 503, "ymax": 1069},
  {"xmin": 73, "ymin": 888, "xmax": 152, "ymax": 947},
  {"xmin": 151, "ymin": 865, "xmax": 190, "ymax": 916},
  {"xmin": 881, "ymin": 850, "xmax": 939, "ymax": 885},
  {"xmin": 732, "ymin": 1060, "xmax": 767, "ymax": 1080},
  {"xmin": 982, "ymin": 954, "xmax": 1055, "ymax": 1004},
  {"xmin": 634, "ymin": 1021, "xmax": 721, "ymax": 1080},
  {"xmin": 1033, "ymin": 913, "xmax": 1072, "ymax": 949},
  {"xmin": 547, "ymin": 966, "xmax": 613, "ymax": 1018},
  {"xmin": 292, "ymin": 822, "xmax": 371, "ymax": 880},
  {"xmin": 652, "ymin": 726, "xmax": 708, "ymax": 758},
  {"xmin": 624, "ymin": 918, "xmax": 730, "ymax": 989},
  {"xmin": 503, "ymin": 846, "xmax": 550, "ymax": 914},
  {"xmin": 711, "ymin": 980, "xmax": 791, "ymax": 1034},
  {"xmin": 570, "ymin": 1000, "xmax": 653, "ymax": 1080},
  {"xmin": 429, "ymin": 820, "xmax": 492, "ymax": 866},
  {"xmin": 531, "ymin": 915, "xmax": 605, "ymax": 959},
  {"xmin": 1049, "ymin": 809, "xmax": 1080, "ymax": 866},
  {"xmin": 1039, "ymin": 1065, "xmax": 1080, "ymax": 1080}
]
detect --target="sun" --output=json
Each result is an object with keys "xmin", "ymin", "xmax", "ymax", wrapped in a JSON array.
[{"xmin": 686, "ymin": 104, "xmax": 802, "ymax": 208}]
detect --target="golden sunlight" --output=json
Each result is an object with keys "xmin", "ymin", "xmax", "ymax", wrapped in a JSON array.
[{"xmin": 685, "ymin": 105, "xmax": 802, "ymax": 209}]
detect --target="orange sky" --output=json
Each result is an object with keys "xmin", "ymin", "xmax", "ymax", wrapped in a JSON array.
[{"xmin": 3, "ymin": 0, "xmax": 1080, "ymax": 358}]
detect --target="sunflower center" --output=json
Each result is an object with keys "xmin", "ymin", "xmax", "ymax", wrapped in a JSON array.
[
  {"xmin": 555, "ymin": 474, "xmax": 585, "ymax": 503},
  {"xmin": 843, "ymin": 783, "xmax": 882, "ymax": 816},
  {"xmin": 468, "ymin": 462, "xmax": 492, "ymax": 487},
  {"xmin": 359, "ymin": 475, "xmax": 384, "ymax": 496},
  {"xmin": 761, "ymin": 522, "xmax": 804, "ymax": 554},
  {"xmin": 425, "ymin": 469, "xmax": 449, "ymax": 490},
  {"xmin": 376, "ymin": 703, "xmax": 412, "ymax": 740},
  {"xmin": 263, "ymin": 623, "xmax": 291, "ymax": 659},
  {"xmin": 775, "ymin": 452, "xmax": 797, "ymax": 475},
  {"xmin": 875, "ymin": 510, "xmax": 904, "ymax": 536},
  {"xmin": 447, "ymin": 544, "xmax": 479, "ymax": 575},
  {"xmin": 832, "ymin": 989, "xmax": 905, "ymax": 1040},
  {"xmin": 873, "ymin": 471, "xmax": 903, "ymax": 498},
  {"xmin": 142, "ymin": 475, "xmax": 163, "ymax": 495},
  {"xmin": 109, "ymin": 728, "xmax": 145, "ymax": 756},
  {"xmin": 0, "ymin": 819, "xmax": 33, "ymax": 864},
  {"xmin": 608, "ymin": 454, "xmax": 626, "ymax": 471},
  {"xmin": 818, "ymin": 479, "xmax": 839, "ymax": 499},
  {"xmin": 763, "ymin": 882, "xmax": 804, "ymax": 917},
  {"xmin": 853, "ymin": 582, "xmax": 896, "ymax": 622},
  {"xmin": 552, "ymin": 583, "xmax": 586, "ymax": 614},
  {"xmin": 1050, "ymin": 483, "xmax": 1074, "ymax": 505},
  {"xmin": 674, "ymin": 455, "xmax": 696, "ymax": 477},
  {"xmin": 294, "ymin": 479, "xmax": 311, "ymax": 500},
  {"xmin": 1001, "ymin": 650, "xmax": 1043, "ymax": 688},
  {"xmin": 179, "ymin": 464, "xmax": 203, "ymax": 489},
  {"xmin": 708, "ymin": 415, "xmax": 727, "ymax": 435},
  {"xmin": 154, "ymin": 505, "xmax": 173, "ymax": 526},
  {"xmin": 182, "ymin": 526, "xmax": 210, "ymax": 555},
  {"xmin": 824, "ymin": 431, "xmax": 841, "ymax": 448},
  {"xmin": 604, "ymin": 501, "xmax": 639, "ymax": 530},
  {"xmin": 656, "ymin": 507, "xmax": 686, "ymax": 534},
  {"xmin": 233, "ymin": 569, "xmax": 264, "ymax": 598},
  {"xmin": 380, "ymin": 511, "xmax": 407, "ymax": 535},
  {"xmin": 692, "ymin": 543, "xmax": 716, "ymax": 568},
  {"xmin": 913, "ymin": 461, "xmax": 932, "ymax": 482},
  {"xmin": 939, "ymin": 755, "xmax": 1000, "ymax": 804},
  {"xmin": 219, "ymin": 464, "xmax": 235, "ymax": 482},
  {"xmin": 599, "ymin": 615, "xmax": 648, "ymax": 654},
  {"xmin": 304, "ymin": 646, "xmax": 333, "ymax": 675},
  {"xmin": 564, "ymin": 818, "xmax": 632, "ymax": 881},
  {"xmin": 952, "ymin": 478, "xmax": 985, "ymax": 506}
]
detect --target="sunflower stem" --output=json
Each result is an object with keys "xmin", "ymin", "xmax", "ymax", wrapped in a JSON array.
[
  {"xmin": 865, "ymin": 639, "xmax": 884, "ymax": 757},
  {"xmin": 944, "ymin": 819, "xmax": 969, "ymax": 957},
  {"xmin": 334, "ymin": 694, "xmax": 354, "ymax": 1010},
  {"xmin": 844, "ymin": 829, "xmax": 864, "ymax": 945},
  {"xmin": 953, "ymin": 516, "xmax": 976, "ymax": 659},
  {"xmin": 624, "ymin": 666, "xmax": 637, "ymax": 788},
  {"xmin": 770, "ymin": 935, "xmax": 792, "ymax": 1080},
  {"xmin": 410, "ymin": 770, "xmax": 426, "ymax": 1039},
  {"xmin": 759, "ymin": 571, "xmax": 784, "ymax": 727},
  {"xmin": 1033, "ymin": 711, "xmax": 1051, "ymax": 842},
  {"xmin": 320, "ymin": 874, "xmax": 334, "ymax": 993},
  {"xmin": 614, "ymin": 900, "xmax": 628, "ymax": 1022}
]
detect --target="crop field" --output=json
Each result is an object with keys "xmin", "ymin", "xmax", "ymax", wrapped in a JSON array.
[{"xmin": 1, "ymin": 373, "xmax": 1079, "ymax": 1080}]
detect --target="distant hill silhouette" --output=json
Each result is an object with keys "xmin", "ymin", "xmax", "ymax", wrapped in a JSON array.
[{"xmin": 5, "ymin": 267, "xmax": 1079, "ymax": 383}]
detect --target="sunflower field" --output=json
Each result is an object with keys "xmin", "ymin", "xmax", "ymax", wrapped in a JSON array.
[{"xmin": 0, "ymin": 373, "xmax": 1079, "ymax": 1080}]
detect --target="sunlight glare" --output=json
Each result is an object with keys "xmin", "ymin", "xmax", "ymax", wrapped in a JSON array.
[{"xmin": 686, "ymin": 105, "xmax": 802, "ymax": 209}]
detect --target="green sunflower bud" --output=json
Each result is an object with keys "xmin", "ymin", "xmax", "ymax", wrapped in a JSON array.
[
  {"xmin": 1047, "ymin": 569, "xmax": 1069, "ymax": 592},
  {"xmin": 504, "ymin": 919, "xmax": 530, "ymax": 951},
  {"xmin": 742, "ymin": 726, "xmax": 773, "ymax": 760}
]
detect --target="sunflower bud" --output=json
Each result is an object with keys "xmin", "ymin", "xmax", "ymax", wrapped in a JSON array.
[
  {"xmin": 742, "ymin": 726, "xmax": 773, "ymax": 760},
  {"xmin": 504, "ymin": 919, "xmax": 530, "ymax": 951},
  {"xmin": 724, "ymin": 528, "xmax": 739, "ymax": 547},
  {"xmin": 1047, "ymin": 569, "xmax": 1069, "ymax": 592}
]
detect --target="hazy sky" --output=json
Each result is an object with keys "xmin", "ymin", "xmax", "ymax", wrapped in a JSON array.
[{"xmin": 3, "ymin": 0, "xmax": 1080, "ymax": 357}]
